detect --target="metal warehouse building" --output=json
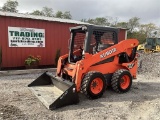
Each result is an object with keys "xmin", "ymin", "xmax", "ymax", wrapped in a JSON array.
[{"xmin": 0, "ymin": 11, "xmax": 127, "ymax": 68}]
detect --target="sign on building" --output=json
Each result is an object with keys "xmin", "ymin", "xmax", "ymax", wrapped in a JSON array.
[{"xmin": 8, "ymin": 27, "xmax": 45, "ymax": 47}]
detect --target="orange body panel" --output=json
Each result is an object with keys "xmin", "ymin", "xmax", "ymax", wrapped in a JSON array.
[{"xmin": 57, "ymin": 39, "xmax": 139, "ymax": 92}]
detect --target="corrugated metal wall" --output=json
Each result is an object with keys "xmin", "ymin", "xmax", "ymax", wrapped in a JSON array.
[
  {"xmin": 0, "ymin": 16, "xmax": 126, "ymax": 68},
  {"xmin": 0, "ymin": 16, "xmax": 76, "ymax": 68},
  {"xmin": 118, "ymin": 29, "xmax": 126, "ymax": 42}
]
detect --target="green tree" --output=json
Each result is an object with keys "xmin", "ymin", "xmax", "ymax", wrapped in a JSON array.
[
  {"xmin": 106, "ymin": 16, "xmax": 118, "ymax": 27},
  {"xmin": 116, "ymin": 22, "xmax": 128, "ymax": 28},
  {"xmin": 55, "ymin": 11, "xmax": 63, "ymax": 18},
  {"xmin": 128, "ymin": 31, "xmax": 146, "ymax": 44},
  {"xmin": 30, "ymin": 8, "xmax": 72, "ymax": 19},
  {"xmin": 41, "ymin": 6, "xmax": 54, "ymax": 17},
  {"xmin": 140, "ymin": 23, "xmax": 157, "ymax": 37},
  {"xmin": 85, "ymin": 17, "xmax": 108, "ymax": 26},
  {"xmin": 128, "ymin": 17, "xmax": 140, "ymax": 33},
  {"xmin": 127, "ymin": 22, "xmax": 157, "ymax": 43},
  {"xmin": 30, "ymin": 10, "xmax": 44, "ymax": 16},
  {"xmin": 94, "ymin": 17, "xmax": 107, "ymax": 26},
  {"xmin": 87, "ymin": 18, "xmax": 95, "ymax": 24},
  {"xmin": 157, "ymin": 27, "xmax": 160, "ymax": 37},
  {"xmin": 127, "ymin": 17, "xmax": 140, "ymax": 38},
  {"xmin": 2, "ymin": 0, "xmax": 18, "ymax": 12},
  {"xmin": 81, "ymin": 19, "xmax": 88, "ymax": 22},
  {"xmin": 82, "ymin": 17, "xmax": 115, "ymax": 26},
  {"xmin": 63, "ymin": 11, "xmax": 72, "ymax": 19}
]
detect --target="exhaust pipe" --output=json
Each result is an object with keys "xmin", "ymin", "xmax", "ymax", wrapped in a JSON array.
[{"xmin": 28, "ymin": 72, "xmax": 79, "ymax": 110}]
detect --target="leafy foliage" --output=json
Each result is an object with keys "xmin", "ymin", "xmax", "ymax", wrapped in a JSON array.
[
  {"xmin": 55, "ymin": 11, "xmax": 63, "ymax": 18},
  {"xmin": 41, "ymin": 6, "xmax": 54, "ymax": 17},
  {"xmin": 1, "ymin": 0, "xmax": 18, "ymax": 12},
  {"xmin": 86, "ymin": 18, "xmax": 95, "ymax": 24},
  {"xmin": 128, "ymin": 17, "xmax": 140, "ymax": 33},
  {"xmin": 30, "ymin": 10, "xmax": 44, "ymax": 16},
  {"xmin": 55, "ymin": 11, "xmax": 72, "ymax": 19},
  {"xmin": 83, "ymin": 17, "xmax": 107, "ymax": 26},
  {"xmin": 117, "ymin": 22, "xmax": 128, "ymax": 28},
  {"xmin": 82, "ymin": 16, "xmax": 118, "ymax": 26},
  {"xmin": 63, "ymin": 11, "xmax": 72, "ymax": 19},
  {"xmin": 25, "ymin": 55, "xmax": 41, "ymax": 66},
  {"xmin": 30, "ymin": 7, "xmax": 54, "ymax": 17},
  {"xmin": 140, "ymin": 23, "xmax": 157, "ymax": 37},
  {"xmin": 30, "ymin": 7, "xmax": 72, "ymax": 19},
  {"xmin": 94, "ymin": 17, "xmax": 108, "ymax": 26}
]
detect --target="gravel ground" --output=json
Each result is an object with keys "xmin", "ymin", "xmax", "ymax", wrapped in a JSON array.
[
  {"xmin": 138, "ymin": 52, "xmax": 160, "ymax": 78},
  {"xmin": 0, "ymin": 52, "xmax": 160, "ymax": 120}
]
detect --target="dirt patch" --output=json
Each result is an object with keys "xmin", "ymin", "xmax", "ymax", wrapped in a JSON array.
[{"xmin": 0, "ymin": 104, "xmax": 27, "ymax": 120}]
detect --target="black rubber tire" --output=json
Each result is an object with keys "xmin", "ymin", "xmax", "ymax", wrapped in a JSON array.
[
  {"xmin": 111, "ymin": 69, "xmax": 132, "ymax": 93},
  {"xmin": 81, "ymin": 71, "xmax": 106, "ymax": 99}
]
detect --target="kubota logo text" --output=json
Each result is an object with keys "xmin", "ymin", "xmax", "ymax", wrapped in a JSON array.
[{"xmin": 100, "ymin": 48, "xmax": 117, "ymax": 59}]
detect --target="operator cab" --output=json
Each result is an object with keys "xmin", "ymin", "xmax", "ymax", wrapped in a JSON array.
[
  {"xmin": 92, "ymin": 30, "xmax": 117, "ymax": 54},
  {"xmin": 68, "ymin": 25, "xmax": 118, "ymax": 63}
]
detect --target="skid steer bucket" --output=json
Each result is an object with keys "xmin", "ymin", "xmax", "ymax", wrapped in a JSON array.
[{"xmin": 28, "ymin": 72, "xmax": 79, "ymax": 110}]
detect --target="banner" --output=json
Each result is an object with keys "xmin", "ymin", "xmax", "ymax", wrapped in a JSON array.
[{"xmin": 8, "ymin": 27, "xmax": 45, "ymax": 47}]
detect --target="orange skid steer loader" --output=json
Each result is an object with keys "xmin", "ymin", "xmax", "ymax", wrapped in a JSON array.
[{"xmin": 28, "ymin": 25, "xmax": 139, "ymax": 110}]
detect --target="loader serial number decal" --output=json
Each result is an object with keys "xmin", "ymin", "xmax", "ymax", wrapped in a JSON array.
[{"xmin": 100, "ymin": 48, "xmax": 117, "ymax": 59}]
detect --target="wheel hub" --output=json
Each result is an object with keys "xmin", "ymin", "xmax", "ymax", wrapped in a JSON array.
[
  {"xmin": 120, "ymin": 79, "xmax": 124, "ymax": 83},
  {"xmin": 92, "ymin": 81, "xmax": 98, "ymax": 88},
  {"xmin": 120, "ymin": 75, "xmax": 130, "ymax": 89},
  {"xmin": 90, "ymin": 78, "xmax": 103, "ymax": 94}
]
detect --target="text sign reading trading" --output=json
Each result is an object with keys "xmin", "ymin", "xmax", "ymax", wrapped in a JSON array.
[{"xmin": 8, "ymin": 27, "xmax": 45, "ymax": 47}]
